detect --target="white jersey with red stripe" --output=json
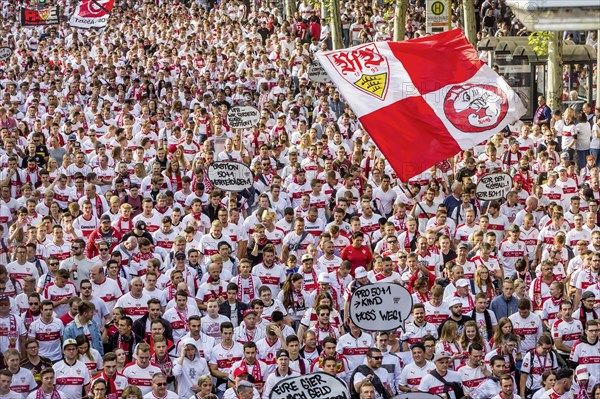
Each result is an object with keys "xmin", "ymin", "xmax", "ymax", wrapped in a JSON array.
[
  {"xmin": 521, "ymin": 349, "xmax": 558, "ymax": 391},
  {"xmin": 252, "ymin": 263, "xmax": 286, "ymax": 298},
  {"xmin": 7, "ymin": 261, "xmax": 40, "ymax": 285},
  {"xmin": 541, "ymin": 298, "xmax": 563, "ymax": 329},
  {"xmin": 143, "ymin": 390, "xmax": 178, "ymax": 399},
  {"xmin": 256, "ymin": 337, "xmax": 283, "ymax": 373},
  {"xmin": 401, "ymin": 321, "xmax": 439, "ymax": 345},
  {"xmin": 471, "ymin": 255, "xmax": 502, "ymax": 276},
  {"xmin": 455, "ymin": 223, "xmax": 478, "ymax": 243},
  {"xmin": 132, "ymin": 213, "xmax": 161, "ymax": 233},
  {"xmin": 542, "ymin": 183, "xmax": 564, "ymax": 204},
  {"xmin": 73, "ymin": 214, "xmax": 99, "ymax": 237},
  {"xmin": 46, "ymin": 242, "xmax": 72, "ymax": 261},
  {"xmin": 557, "ymin": 178, "xmax": 578, "ymax": 205},
  {"xmin": 54, "ymin": 360, "xmax": 92, "ymax": 399},
  {"xmin": 336, "ymin": 331, "xmax": 374, "ymax": 370},
  {"xmin": 509, "ymin": 313, "xmax": 543, "ymax": 354},
  {"xmin": 114, "ymin": 293, "xmax": 151, "ymax": 322},
  {"xmin": 10, "ymin": 367, "xmax": 37, "ymax": 398},
  {"xmin": 399, "ymin": 360, "xmax": 435, "ymax": 390},
  {"xmin": 520, "ymin": 226, "xmax": 540, "ymax": 260},
  {"xmin": 287, "ymin": 181, "xmax": 312, "ymax": 208},
  {"xmin": 27, "ymin": 317, "xmax": 64, "ymax": 361},
  {"xmin": 163, "ymin": 306, "xmax": 201, "ymax": 343},
  {"xmin": 195, "ymin": 280, "xmax": 228, "ymax": 304},
  {"xmin": 498, "ymin": 239, "xmax": 528, "ymax": 278},
  {"xmin": 566, "ymin": 228, "xmax": 590, "ymax": 248},
  {"xmin": 91, "ymin": 278, "xmax": 122, "ymax": 312},
  {"xmin": 418, "ymin": 370, "xmax": 462, "ymax": 399},
  {"xmin": 457, "ymin": 363, "xmax": 487, "ymax": 394},
  {"xmin": 423, "ymin": 301, "xmax": 450, "ymax": 329},
  {"xmin": 570, "ymin": 340, "xmax": 600, "ymax": 378},
  {"xmin": 360, "ymin": 213, "xmax": 382, "ymax": 240},
  {"xmin": 199, "ymin": 233, "xmax": 232, "ymax": 265},
  {"xmin": 152, "ymin": 229, "xmax": 177, "ymax": 251},
  {"xmin": 488, "ymin": 214, "xmax": 510, "ymax": 241},
  {"xmin": 122, "ymin": 362, "xmax": 162, "ymax": 395},
  {"xmin": 42, "ymin": 282, "xmax": 77, "ymax": 317},
  {"xmin": 551, "ymin": 318, "xmax": 583, "ymax": 356},
  {"xmin": 264, "ymin": 227, "xmax": 285, "ymax": 254},
  {"xmin": 222, "ymin": 222, "xmax": 246, "ymax": 253}
]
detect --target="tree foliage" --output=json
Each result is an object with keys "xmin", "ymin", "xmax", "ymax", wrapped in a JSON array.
[{"xmin": 528, "ymin": 31, "xmax": 551, "ymax": 56}]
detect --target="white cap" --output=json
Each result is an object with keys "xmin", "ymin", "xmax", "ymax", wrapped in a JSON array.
[
  {"xmin": 433, "ymin": 351, "xmax": 451, "ymax": 362},
  {"xmin": 63, "ymin": 339, "xmax": 77, "ymax": 350},
  {"xmin": 456, "ymin": 279, "xmax": 469, "ymax": 288},
  {"xmin": 355, "ymin": 267, "xmax": 368, "ymax": 279},
  {"xmin": 575, "ymin": 365, "xmax": 589, "ymax": 380},
  {"xmin": 448, "ymin": 297, "xmax": 463, "ymax": 309},
  {"xmin": 318, "ymin": 272, "xmax": 331, "ymax": 284}
]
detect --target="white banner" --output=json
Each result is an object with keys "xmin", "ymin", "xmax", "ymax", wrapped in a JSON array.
[{"xmin": 69, "ymin": 0, "xmax": 114, "ymax": 29}]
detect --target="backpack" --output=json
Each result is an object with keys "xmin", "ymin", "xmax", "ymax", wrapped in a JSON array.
[{"xmin": 349, "ymin": 365, "xmax": 392, "ymax": 399}]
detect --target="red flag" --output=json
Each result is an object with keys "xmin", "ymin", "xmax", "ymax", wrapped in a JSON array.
[{"xmin": 316, "ymin": 29, "xmax": 526, "ymax": 182}]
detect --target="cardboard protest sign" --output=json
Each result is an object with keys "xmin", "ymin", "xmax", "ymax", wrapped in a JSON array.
[
  {"xmin": 308, "ymin": 61, "xmax": 331, "ymax": 83},
  {"xmin": 393, "ymin": 393, "xmax": 444, "ymax": 399},
  {"xmin": 475, "ymin": 172, "xmax": 513, "ymax": 201},
  {"xmin": 207, "ymin": 161, "xmax": 254, "ymax": 192},
  {"xmin": 269, "ymin": 372, "xmax": 349, "ymax": 399},
  {"xmin": 349, "ymin": 282, "xmax": 413, "ymax": 332},
  {"xmin": 226, "ymin": 105, "xmax": 260, "ymax": 129},
  {"xmin": 0, "ymin": 47, "xmax": 11, "ymax": 63}
]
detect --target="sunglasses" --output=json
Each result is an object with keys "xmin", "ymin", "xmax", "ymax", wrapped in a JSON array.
[
  {"xmin": 49, "ymin": 262, "xmax": 59, "ymax": 266},
  {"xmin": 371, "ymin": 356, "xmax": 383, "ymax": 360},
  {"xmin": 154, "ymin": 383, "xmax": 167, "ymax": 387}
]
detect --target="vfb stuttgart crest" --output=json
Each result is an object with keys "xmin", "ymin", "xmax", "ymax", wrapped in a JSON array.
[
  {"xmin": 326, "ymin": 43, "xmax": 389, "ymax": 100},
  {"xmin": 444, "ymin": 84, "xmax": 509, "ymax": 133}
]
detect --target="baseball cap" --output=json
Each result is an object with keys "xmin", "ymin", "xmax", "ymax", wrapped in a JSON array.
[
  {"xmin": 581, "ymin": 291, "xmax": 595, "ymax": 300},
  {"xmin": 455, "ymin": 279, "xmax": 469, "ymax": 288},
  {"xmin": 457, "ymin": 242, "xmax": 469, "ymax": 250},
  {"xmin": 276, "ymin": 349, "xmax": 290, "ymax": 359},
  {"xmin": 508, "ymin": 224, "xmax": 520, "ymax": 232},
  {"xmin": 318, "ymin": 272, "xmax": 330, "ymax": 284},
  {"xmin": 243, "ymin": 309, "xmax": 258, "ymax": 319},
  {"xmin": 448, "ymin": 297, "xmax": 463, "ymax": 309},
  {"xmin": 575, "ymin": 365, "xmax": 589, "ymax": 381},
  {"xmin": 0, "ymin": 295, "xmax": 10, "ymax": 303},
  {"xmin": 301, "ymin": 254, "xmax": 313, "ymax": 262},
  {"xmin": 63, "ymin": 338, "xmax": 77, "ymax": 349},
  {"xmin": 174, "ymin": 251, "xmax": 186, "ymax": 260},
  {"xmin": 233, "ymin": 368, "xmax": 249, "ymax": 378},
  {"xmin": 100, "ymin": 214, "xmax": 111, "ymax": 222},
  {"xmin": 432, "ymin": 351, "xmax": 451, "ymax": 362},
  {"xmin": 355, "ymin": 267, "xmax": 368, "ymax": 279},
  {"xmin": 135, "ymin": 221, "xmax": 147, "ymax": 230}
]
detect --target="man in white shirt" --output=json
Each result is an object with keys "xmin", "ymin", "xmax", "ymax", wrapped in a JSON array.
[
  {"xmin": 142, "ymin": 373, "xmax": 178, "ymax": 399},
  {"xmin": 54, "ymin": 339, "xmax": 91, "ymax": 399}
]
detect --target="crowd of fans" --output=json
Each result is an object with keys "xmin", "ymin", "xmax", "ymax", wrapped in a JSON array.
[{"xmin": 0, "ymin": 1, "xmax": 599, "ymax": 399}]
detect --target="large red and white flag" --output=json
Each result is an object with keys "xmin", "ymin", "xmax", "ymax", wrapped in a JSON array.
[
  {"xmin": 316, "ymin": 29, "xmax": 526, "ymax": 181},
  {"xmin": 69, "ymin": 0, "xmax": 114, "ymax": 29}
]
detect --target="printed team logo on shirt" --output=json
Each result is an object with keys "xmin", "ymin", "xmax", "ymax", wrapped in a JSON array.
[
  {"xmin": 325, "ymin": 43, "xmax": 390, "ymax": 100},
  {"xmin": 444, "ymin": 84, "xmax": 509, "ymax": 133}
]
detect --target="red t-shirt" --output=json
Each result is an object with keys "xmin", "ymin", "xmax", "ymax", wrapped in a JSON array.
[{"xmin": 340, "ymin": 245, "xmax": 373, "ymax": 276}]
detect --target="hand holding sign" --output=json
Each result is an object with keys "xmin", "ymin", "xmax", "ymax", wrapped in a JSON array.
[
  {"xmin": 349, "ymin": 282, "xmax": 413, "ymax": 332},
  {"xmin": 308, "ymin": 60, "xmax": 332, "ymax": 84},
  {"xmin": 269, "ymin": 372, "xmax": 348, "ymax": 399}
]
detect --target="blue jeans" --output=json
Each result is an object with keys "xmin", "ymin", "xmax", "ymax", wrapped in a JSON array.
[
  {"xmin": 591, "ymin": 148, "xmax": 600, "ymax": 167},
  {"xmin": 577, "ymin": 149, "xmax": 590, "ymax": 170}
]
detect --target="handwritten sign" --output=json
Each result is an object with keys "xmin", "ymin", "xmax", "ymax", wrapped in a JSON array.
[
  {"xmin": 308, "ymin": 61, "xmax": 331, "ymax": 84},
  {"xmin": 349, "ymin": 282, "xmax": 413, "ymax": 332},
  {"xmin": 270, "ymin": 372, "xmax": 349, "ymax": 399},
  {"xmin": 207, "ymin": 161, "xmax": 254, "ymax": 192},
  {"xmin": 394, "ymin": 393, "xmax": 443, "ymax": 399},
  {"xmin": 0, "ymin": 47, "xmax": 12, "ymax": 63},
  {"xmin": 226, "ymin": 105, "xmax": 260, "ymax": 129},
  {"xmin": 475, "ymin": 172, "xmax": 513, "ymax": 201}
]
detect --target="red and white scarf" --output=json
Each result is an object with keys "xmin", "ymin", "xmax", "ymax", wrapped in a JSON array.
[
  {"xmin": 236, "ymin": 275, "xmax": 255, "ymax": 302},
  {"xmin": 238, "ymin": 359, "xmax": 263, "ymax": 383}
]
